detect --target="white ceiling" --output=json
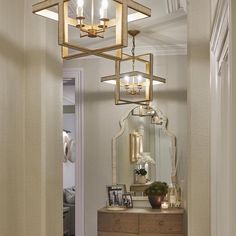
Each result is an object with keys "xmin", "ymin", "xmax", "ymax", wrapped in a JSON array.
[
  {"xmin": 69, "ymin": 0, "xmax": 187, "ymax": 56},
  {"xmin": 127, "ymin": 0, "xmax": 187, "ymax": 55},
  {"xmin": 128, "ymin": 0, "xmax": 187, "ymax": 55}
]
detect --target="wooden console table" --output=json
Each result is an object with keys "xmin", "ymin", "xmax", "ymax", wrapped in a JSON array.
[{"xmin": 98, "ymin": 207, "xmax": 184, "ymax": 236}]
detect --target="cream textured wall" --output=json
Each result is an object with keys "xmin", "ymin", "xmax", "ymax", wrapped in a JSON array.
[
  {"xmin": 64, "ymin": 55, "xmax": 187, "ymax": 236},
  {"xmin": 0, "ymin": 1, "xmax": 25, "ymax": 234},
  {"xmin": 211, "ymin": 0, "xmax": 219, "ymax": 23},
  {"xmin": 187, "ymin": 0, "xmax": 211, "ymax": 235},
  {"xmin": 229, "ymin": 1, "xmax": 236, "ymax": 234},
  {"xmin": 0, "ymin": 0, "xmax": 62, "ymax": 235}
]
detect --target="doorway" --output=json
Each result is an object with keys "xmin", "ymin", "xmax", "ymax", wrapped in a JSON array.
[{"xmin": 63, "ymin": 69, "xmax": 84, "ymax": 236}]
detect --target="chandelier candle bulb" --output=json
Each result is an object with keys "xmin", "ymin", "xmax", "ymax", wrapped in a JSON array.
[
  {"xmin": 138, "ymin": 75, "xmax": 142, "ymax": 85},
  {"xmin": 77, "ymin": 0, "xmax": 84, "ymax": 17},
  {"xmin": 91, "ymin": 0, "xmax": 94, "ymax": 26},
  {"xmin": 101, "ymin": 0, "xmax": 108, "ymax": 19},
  {"xmin": 100, "ymin": 8, "xmax": 104, "ymax": 21},
  {"xmin": 104, "ymin": 8, "xmax": 107, "ymax": 19}
]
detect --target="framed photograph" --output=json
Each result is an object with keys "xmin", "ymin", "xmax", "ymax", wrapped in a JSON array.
[
  {"xmin": 122, "ymin": 193, "xmax": 133, "ymax": 208},
  {"xmin": 106, "ymin": 185, "xmax": 126, "ymax": 207}
]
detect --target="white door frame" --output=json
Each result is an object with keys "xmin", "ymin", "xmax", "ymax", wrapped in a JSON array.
[
  {"xmin": 210, "ymin": 0, "xmax": 230, "ymax": 235},
  {"xmin": 63, "ymin": 68, "xmax": 85, "ymax": 236}
]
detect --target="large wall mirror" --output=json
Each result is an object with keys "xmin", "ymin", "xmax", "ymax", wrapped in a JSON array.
[{"xmin": 112, "ymin": 105, "xmax": 178, "ymax": 197}]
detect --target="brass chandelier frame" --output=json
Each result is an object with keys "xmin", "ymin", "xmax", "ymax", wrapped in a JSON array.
[
  {"xmin": 32, "ymin": 0, "xmax": 151, "ymax": 60},
  {"xmin": 101, "ymin": 30, "xmax": 166, "ymax": 105},
  {"xmin": 101, "ymin": 53, "xmax": 165, "ymax": 105}
]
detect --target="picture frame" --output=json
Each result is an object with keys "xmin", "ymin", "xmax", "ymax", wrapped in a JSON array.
[
  {"xmin": 122, "ymin": 193, "xmax": 133, "ymax": 208},
  {"xmin": 106, "ymin": 184, "xmax": 126, "ymax": 207}
]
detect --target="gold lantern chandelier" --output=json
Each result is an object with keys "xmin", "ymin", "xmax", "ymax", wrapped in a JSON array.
[
  {"xmin": 32, "ymin": 0, "xmax": 151, "ymax": 60},
  {"xmin": 101, "ymin": 30, "xmax": 166, "ymax": 105}
]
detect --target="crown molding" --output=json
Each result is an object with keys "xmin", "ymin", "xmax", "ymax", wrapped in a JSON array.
[
  {"xmin": 166, "ymin": 0, "xmax": 187, "ymax": 14},
  {"xmin": 131, "ymin": 45, "xmax": 187, "ymax": 56},
  {"xmin": 210, "ymin": 0, "xmax": 228, "ymax": 57}
]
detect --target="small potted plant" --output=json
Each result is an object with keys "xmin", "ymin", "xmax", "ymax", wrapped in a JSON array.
[
  {"xmin": 134, "ymin": 168, "xmax": 147, "ymax": 184},
  {"xmin": 144, "ymin": 181, "xmax": 168, "ymax": 209}
]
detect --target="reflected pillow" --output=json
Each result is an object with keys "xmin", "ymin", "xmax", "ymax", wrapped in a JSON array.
[{"xmin": 64, "ymin": 188, "xmax": 75, "ymax": 204}]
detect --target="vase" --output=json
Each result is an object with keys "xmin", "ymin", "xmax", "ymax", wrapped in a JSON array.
[
  {"xmin": 137, "ymin": 175, "xmax": 146, "ymax": 184},
  {"xmin": 148, "ymin": 195, "xmax": 164, "ymax": 209}
]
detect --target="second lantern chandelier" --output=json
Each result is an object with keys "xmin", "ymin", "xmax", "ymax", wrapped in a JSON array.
[
  {"xmin": 124, "ymin": 30, "xmax": 144, "ymax": 95},
  {"xmin": 101, "ymin": 30, "xmax": 166, "ymax": 105}
]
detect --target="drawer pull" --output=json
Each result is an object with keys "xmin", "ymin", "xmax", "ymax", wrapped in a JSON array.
[
  {"xmin": 114, "ymin": 219, "xmax": 121, "ymax": 225},
  {"xmin": 158, "ymin": 220, "xmax": 164, "ymax": 226}
]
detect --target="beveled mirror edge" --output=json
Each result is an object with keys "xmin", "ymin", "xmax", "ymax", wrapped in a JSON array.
[{"xmin": 112, "ymin": 105, "xmax": 178, "ymax": 186}]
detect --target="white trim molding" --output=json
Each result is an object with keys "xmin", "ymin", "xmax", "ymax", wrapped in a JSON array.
[
  {"xmin": 210, "ymin": 0, "xmax": 230, "ymax": 235},
  {"xmin": 63, "ymin": 68, "xmax": 85, "ymax": 236},
  {"xmin": 166, "ymin": 0, "xmax": 187, "ymax": 14},
  {"xmin": 211, "ymin": 0, "xmax": 229, "ymax": 58},
  {"xmin": 135, "ymin": 45, "xmax": 187, "ymax": 56}
]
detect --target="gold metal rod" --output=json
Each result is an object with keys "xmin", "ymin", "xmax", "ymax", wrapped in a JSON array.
[
  {"xmin": 121, "ymin": 54, "xmax": 149, "ymax": 63},
  {"xmin": 113, "ymin": 0, "xmax": 151, "ymax": 16},
  {"xmin": 32, "ymin": 0, "xmax": 68, "ymax": 13}
]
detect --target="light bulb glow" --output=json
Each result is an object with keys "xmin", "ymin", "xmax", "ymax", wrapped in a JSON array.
[
  {"xmin": 91, "ymin": 0, "xmax": 94, "ymax": 25},
  {"xmin": 122, "ymin": 75, "xmax": 145, "ymax": 95},
  {"xmin": 137, "ymin": 75, "xmax": 143, "ymax": 83},
  {"xmin": 77, "ymin": 0, "xmax": 84, "ymax": 17},
  {"xmin": 100, "ymin": 0, "xmax": 108, "ymax": 19},
  {"xmin": 124, "ymin": 76, "xmax": 130, "ymax": 84},
  {"xmin": 132, "ymin": 76, "xmax": 135, "ymax": 84},
  {"xmin": 77, "ymin": 0, "xmax": 84, "ymax": 7},
  {"xmin": 101, "ymin": 0, "xmax": 109, "ymax": 9},
  {"xmin": 100, "ymin": 8, "xmax": 103, "ymax": 18}
]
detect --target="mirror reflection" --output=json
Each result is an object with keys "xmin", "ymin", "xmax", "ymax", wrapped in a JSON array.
[{"xmin": 113, "ymin": 105, "xmax": 177, "ymax": 197}]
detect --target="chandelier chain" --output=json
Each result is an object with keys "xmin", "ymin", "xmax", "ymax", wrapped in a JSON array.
[{"xmin": 132, "ymin": 35, "xmax": 135, "ymax": 71}]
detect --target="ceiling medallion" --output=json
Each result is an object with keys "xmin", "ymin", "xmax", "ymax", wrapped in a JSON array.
[
  {"xmin": 101, "ymin": 30, "xmax": 166, "ymax": 105},
  {"xmin": 32, "ymin": 0, "xmax": 151, "ymax": 60}
]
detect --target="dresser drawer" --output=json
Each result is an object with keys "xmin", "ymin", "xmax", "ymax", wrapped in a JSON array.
[
  {"xmin": 139, "ymin": 214, "xmax": 183, "ymax": 234},
  {"xmin": 98, "ymin": 212, "xmax": 139, "ymax": 234},
  {"xmin": 98, "ymin": 232, "xmax": 138, "ymax": 236},
  {"xmin": 139, "ymin": 234, "xmax": 183, "ymax": 236}
]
